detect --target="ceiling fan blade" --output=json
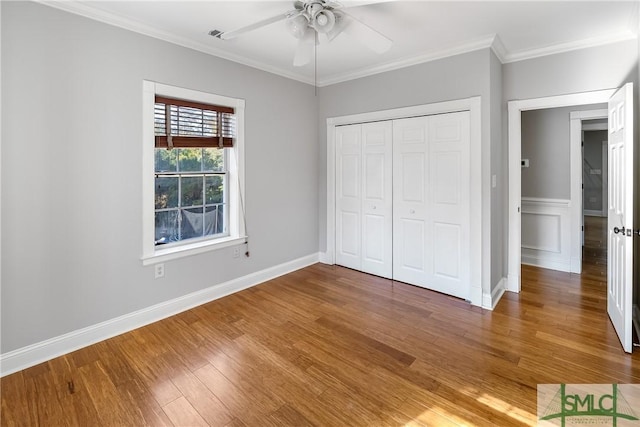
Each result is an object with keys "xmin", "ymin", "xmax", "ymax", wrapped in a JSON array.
[
  {"xmin": 325, "ymin": 11, "xmax": 348, "ymax": 42},
  {"xmin": 293, "ymin": 31, "xmax": 316, "ymax": 67},
  {"xmin": 334, "ymin": 0, "xmax": 390, "ymax": 8},
  {"xmin": 339, "ymin": 11, "xmax": 392, "ymax": 53},
  {"xmin": 212, "ymin": 12, "xmax": 291, "ymax": 40}
]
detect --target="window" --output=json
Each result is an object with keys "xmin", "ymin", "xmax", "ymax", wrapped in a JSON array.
[
  {"xmin": 153, "ymin": 97, "xmax": 234, "ymax": 246},
  {"xmin": 142, "ymin": 82, "xmax": 245, "ymax": 264},
  {"xmin": 154, "ymin": 147, "xmax": 227, "ymax": 245}
]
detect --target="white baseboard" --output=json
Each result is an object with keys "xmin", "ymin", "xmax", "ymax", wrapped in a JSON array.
[
  {"xmin": 507, "ymin": 273, "xmax": 519, "ymax": 293},
  {"xmin": 470, "ymin": 285, "xmax": 483, "ymax": 308},
  {"xmin": 482, "ymin": 278, "xmax": 506, "ymax": 311},
  {"xmin": 0, "ymin": 253, "xmax": 320, "ymax": 377},
  {"xmin": 318, "ymin": 251, "xmax": 334, "ymax": 265},
  {"xmin": 521, "ymin": 254, "xmax": 571, "ymax": 273},
  {"xmin": 570, "ymin": 256, "xmax": 582, "ymax": 274}
]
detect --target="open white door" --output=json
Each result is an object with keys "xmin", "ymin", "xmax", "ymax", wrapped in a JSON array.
[{"xmin": 607, "ymin": 82, "xmax": 634, "ymax": 353}]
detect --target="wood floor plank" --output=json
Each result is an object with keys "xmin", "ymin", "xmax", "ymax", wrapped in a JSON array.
[
  {"xmin": 46, "ymin": 355, "xmax": 102, "ymax": 426},
  {"xmin": 117, "ymin": 339, "xmax": 184, "ymax": 407},
  {"xmin": 24, "ymin": 369, "xmax": 77, "ymax": 426},
  {"xmin": 116, "ymin": 378, "xmax": 175, "ymax": 427},
  {"xmin": 0, "ymin": 372, "xmax": 35, "ymax": 427},
  {"xmin": 170, "ymin": 367, "xmax": 234, "ymax": 426},
  {"xmin": 162, "ymin": 396, "xmax": 209, "ymax": 427},
  {"xmin": 268, "ymin": 404, "xmax": 316, "ymax": 427},
  {"xmin": 77, "ymin": 360, "xmax": 144, "ymax": 426},
  {"xmin": 193, "ymin": 363, "xmax": 280, "ymax": 420}
]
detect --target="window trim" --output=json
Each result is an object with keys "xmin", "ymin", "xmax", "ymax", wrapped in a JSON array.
[{"xmin": 142, "ymin": 81, "xmax": 245, "ymax": 265}]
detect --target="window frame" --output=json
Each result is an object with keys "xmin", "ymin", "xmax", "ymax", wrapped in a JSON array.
[{"xmin": 142, "ymin": 81, "xmax": 245, "ymax": 265}]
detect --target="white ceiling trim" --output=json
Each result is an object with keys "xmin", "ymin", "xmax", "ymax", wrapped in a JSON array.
[
  {"xmin": 35, "ymin": 0, "xmax": 639, "ymax": 88},
  {"xmin": 490, "ymin": 34, "xmax": 507, "ymax": 64},
  {"xmin": 317, "ymin": 35, "xmax": 497, "ymax": 87},
  {"xmin": 35, "ymin": 0, "xmax": 316, "ymax": 85},
  {"xmin": 502, "ymin": 31, "xmax": 637, "ymax": 64}
]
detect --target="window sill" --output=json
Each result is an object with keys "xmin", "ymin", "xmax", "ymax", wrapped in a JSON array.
[{"xmin": 141, "ymin": 235, "xmax": 247, "ymax": 266}]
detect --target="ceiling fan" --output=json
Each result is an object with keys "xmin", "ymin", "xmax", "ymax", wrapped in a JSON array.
[{"xmin": 209, "ymin": 0, "xmax": 393, "ymax": 67}]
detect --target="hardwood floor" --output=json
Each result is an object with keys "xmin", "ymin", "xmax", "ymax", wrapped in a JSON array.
[
  {"xmin": 582, "ymin": 215, "xmax": 607, "ymax": 279},
  {"xmin": 2, "ymin": 261, "xmax": 638, "ymax": 426}
]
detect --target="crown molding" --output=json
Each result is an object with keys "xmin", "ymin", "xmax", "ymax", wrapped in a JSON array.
[
  {"xmin": 317, "ymin": 35, "xmax": 496, "ymax": 87},
  {"xmin": 502, "ymin": 31, "xmax": 637, "ymax": 64},
  {"xmin": 34, "ymin": 0, "xmax": 316, "ymax": 86},
  {"xmin": 33, "ymin": 1, "xmax": 639, "ymax": 88},
  {"xmin": 490, "ymin": 34, "xmax": 507, "ymax": 64}
]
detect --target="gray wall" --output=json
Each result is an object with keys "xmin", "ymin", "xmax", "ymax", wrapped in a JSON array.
[
  {"xmin": 521, "ymin": 104, "xmax": 605, "ymax": 200},
  {"xmin": 503, "ymin": 39, "xmax": 638, "ymax": 101},
  {"xmin": 1, "ymin": 2, "xmax": 319, "ymax": 353},
  {"xmin": 583, "ymin": 130, "xmax": 607, "ymax": 213},
  {"xmin": 318, "ymin": 48, "xmax": 496, "ymax": 294}
]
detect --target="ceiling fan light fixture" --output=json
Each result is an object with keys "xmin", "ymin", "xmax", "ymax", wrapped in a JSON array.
[
  {"xmin": 287, "ymin": 14, "xmax": 309, "ymax": 39},
  {"xmin": 313, "ymin": 9, "xmax": 335, "ymax": 34}
]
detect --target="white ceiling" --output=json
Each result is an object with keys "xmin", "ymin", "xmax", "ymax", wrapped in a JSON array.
[{"xmin": 42, "ymin": 1, "xmax": 639, "ymax": 86}]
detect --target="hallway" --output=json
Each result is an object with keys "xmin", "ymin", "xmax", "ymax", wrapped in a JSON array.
[{"xmin": 582, "ymin": 215, "xmax": 607, "ymax": 280}]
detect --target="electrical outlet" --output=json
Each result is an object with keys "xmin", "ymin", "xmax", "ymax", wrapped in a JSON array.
[
  {"xmin": 154, "ymin": 263, "xmax": 165, "ymax": 279},
  {"xmin": 233, "ymin": 247, "xmax": 240, "ymax": 258}
]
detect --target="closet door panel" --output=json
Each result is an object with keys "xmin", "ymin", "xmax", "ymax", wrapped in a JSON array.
[
  {"xmin": 361, "ymin": 122, "xmax": 393, "ymax": 278},
  {"xmin": 428, "ymin": 112, "xmax": 470, "ymax": 299},
  {"xmin": 433, "ymin": 222, "xmax": 460, "ymax": 279},
  {"xmin": 336, "ymin": 125, "xmax": 362, "ymax": 271},
  {"xmin": 393, "ymin": 117, "xmax": 431, "ymax": 285}
]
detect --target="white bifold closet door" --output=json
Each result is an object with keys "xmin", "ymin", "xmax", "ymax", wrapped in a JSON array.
[
  {"xmin": 393, "ymin": 112, "xmax": 471, "ymax": 300},
  {"xmin": 335, "ymin": 121, "xmax": 393, "ymax": 278}
]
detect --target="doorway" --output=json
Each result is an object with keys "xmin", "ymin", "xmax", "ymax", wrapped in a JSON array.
[
  {"xmin": 507, "ymin": 86, "xmax": 636, "ymax": 353},
  {"xmin": 506, "ymin": 89, "xmax": 615, "ymax": 292},
  {"xmin": 582, "ymin": 119, "xmax": 609, "ymax": 279},
  {"xmin": 517, "ymin": 106, "xmax": 607, "ymax": 275}
]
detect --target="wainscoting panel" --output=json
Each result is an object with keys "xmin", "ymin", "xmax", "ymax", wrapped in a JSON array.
[{"xmin": 521, "ymin": 197, "xmax": 572, "ymax": 272}]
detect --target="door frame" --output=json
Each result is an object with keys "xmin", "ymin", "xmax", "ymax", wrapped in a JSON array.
[
  {"xmin": 323, "ymin": 96, "xmax": 484, "ymax": 307},
  {"xmin": 507, "ymin": 89, "xmax": 615, "ymax": 292},
  {"xmin": 602, "ymin": 140, "xmax": 608, "ymax": 217}
]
